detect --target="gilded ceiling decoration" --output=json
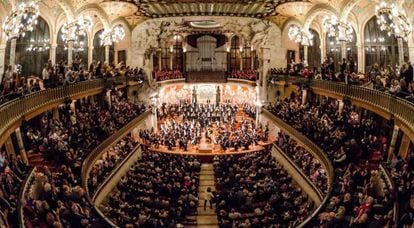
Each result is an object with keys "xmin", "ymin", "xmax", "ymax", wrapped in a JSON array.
[{"xmin": 133, "ymin": 0, "xmax": 279, "ymax": 18}]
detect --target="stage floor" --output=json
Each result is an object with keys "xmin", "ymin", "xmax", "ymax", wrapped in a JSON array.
[
  {"xmin": 137, "ymin": 108, "xmax": 275, "ymax": 157},
  {"xmin": 145, "ymin": 140, "xmax": 274, "ymax": 157}
]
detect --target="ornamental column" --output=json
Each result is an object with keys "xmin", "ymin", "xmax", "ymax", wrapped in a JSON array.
[
  {"xmin": 88, "ymin": 46, "xmax": 94, "ymax": 67},
  {"xmin": 251, "ymin": 51, "xmax": 255, "ymax": 70},
  {"xmin": 4, "ymin": 136, "xmax": 15, "ymax": 157},
  {"xmin": 50, "ymin": 44, "xmax": 57, "ymax": 65},
  {"xmin": 0, "ymin": 44, "xmax": 7, "ymax": 79},
  {"xmin": 397, "ymin": 37, "xmax": 405, "ymax": 66},
  {"xmin": 158, "ymin": 49, "xmax": 162, "ymax": 69},
  {"xmin": 398, "ymin": 133, "xmax": 411, "ymax": 159},
  {"xmin": 240, "ymin": 49, "xmax": 244, "ymax": 71},
  {"xmin": 261, "ymin": 46, "xmax": 271, "ymax": 102},
  {"xmin": 320, "ymin": 32, "xmax": 326, "ymax": 64},
  {"xmin": 357, "ymin": 43, "xmax": 364, "ymax": 73},
  {"xmin": 408, "ymin": 43, "xmax": 414, "ymax": 63},
  {"xmin": 340, "ymin": 41, "xmax": 347, "ymax": 60},
  {"xmin": 169, "ymin": 49, "xmax": 173, "ymax": 70},
  {"xmin": 9, "ymin": 38, "xmax": 17, "ymax": 68},
  {"xmin": 68, "ymin": 40, "xmax": 74, "ymax": 66},
  {"xmin": 15, "ymin": 127, "xmax": 28, "ymax": 164},
  {"xmin": 105, "ymin": 45, "xmax": 110, "ymax": 63},
  {"xmin": 388, "ymin": 125, "xmax": 400, "ymax": 162},
  {"xmin": 303, "ymin": 45, "xmax": 309, "ymax": 64}
]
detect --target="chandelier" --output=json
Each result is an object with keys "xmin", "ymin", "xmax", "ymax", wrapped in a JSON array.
[
  {"xmin": 323, "ymin": 16, "xmax": 354, "ymax": 42},
  {"xmin": 375, "ymin": 2, "xmax": 412, "ymax": 40},
  {"xmin": 100, "ymin": 25, "xmax": 126, "ymax": 46},
  {"xmin": 288, "ymin": 24, "xmax": 313, "ymax": 46},
  {"xmin": 63, "ymin": 40, "xmax": 86, "ymax": 52},
  {"xmin": 288, "ymin": 25, "xmax": 313, "ymax": 46},
  {"xmin": 61, "ymin": 17, "xmax": 91, "ymax": 43},
  {"xmin": 3, "ymin": 1, "xmax": 40, "ymax": 40},
  {"xmin": 26, "ymin": 38, "xmax": 50, "ymax": 52}
]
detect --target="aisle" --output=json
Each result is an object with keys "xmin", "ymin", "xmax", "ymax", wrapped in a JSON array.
[{"xmin": 194, "ymin": 163, "xmax": 219, "ymax": 228}]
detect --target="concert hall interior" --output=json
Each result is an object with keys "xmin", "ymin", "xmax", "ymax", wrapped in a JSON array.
[{"xmin": 1, "ymin": 0, "xmax": 414, "ymax": 227}]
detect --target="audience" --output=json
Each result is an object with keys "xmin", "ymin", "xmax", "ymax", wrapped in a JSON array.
[
  {"xmin": 0, "ymin": 151, "xmax": 29, "ymax": 226},
  {"xmin": 277, "ymin": 131, "xmax": 328, "ymax": 194},
  {"xmin": 101, "ymin": 151, "xmax": 200, "ymax": 227},
  {"xmin": 0, "ymin": 61, "xmax": 145, "ymax": 106},
  {"xmin": 21, "ymin": 91, "xmax": 146, "ymax": 227},
  {"xmin": 153, "ymin": 69, "xmax": 183, "ymax": 81},
  {"xmin": 214, "ymin": 150, "xmax": 314, "ymax": 227},
  {"xmin": 268, "ymin": 93, "xmax": 395, "ymax": 227},
  {"xmin": 229, "ymin": 70, "xmax": 258, "ymax": 81},
  {"xmin": 88, "ymin": 134, "xmax": 139, "ymax": 193}
]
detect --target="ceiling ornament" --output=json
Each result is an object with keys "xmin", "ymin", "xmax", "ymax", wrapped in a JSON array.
[
  {"xmin": 61, "ymin": 16, "xmax": 92, "ymax": 43},
  {"xmin": 100, "ymin": 24, "xmax": 126, "ymax": 46},
  {"xmin": 375, "ymin": 1, "xmax": 412, "ymax": 40},
  {"xmin": 323, "ymin": 15, "xmax": 353, "ymax": 42},
  {"xmin": 287, "ymin": 24, "xmax": 313, "ymax": 46},
  {"xmin": 275, "ymin": 1, "xmax": 313, "ymax": 18},
  {"xmin": 3, "ymin": 0, "xmax": 40, "ymax": 40},
  {"xmin": 133, "ymin": 0, "xmax": 278, "ymax": 18}
]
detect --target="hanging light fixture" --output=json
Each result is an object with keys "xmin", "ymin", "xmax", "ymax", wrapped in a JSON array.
[
  {"xmin": 100, "ymin": 24, "xmax": 126, "ymax": 46},
  {"xmin": 375, "ymin": 1, "xmax": 412, "ymax": 40},
  {"xmin": 3, "ymin": 0, "xmax": 40, "ymax": 40},
  {"xmin": 61, "ymin": 16, "xmax": 92, "ymax": 43},
  {"xmin": 288, "ymin": 24, "xmax": 314, "ymax": 46},
  {"xmin": 323, "ymin": 15, "xmax": 354, "ymax": 42}
]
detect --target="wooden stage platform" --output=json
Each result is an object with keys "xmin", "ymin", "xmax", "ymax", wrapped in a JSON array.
[{"xmin": 144, "ymin": 140, "xmax": 274, "ymax": 157}]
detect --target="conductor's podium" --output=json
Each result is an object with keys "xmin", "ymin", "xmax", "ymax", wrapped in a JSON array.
[{"xmin": 198, "ymin": 143, "xmax": 213, "ymax": 153}]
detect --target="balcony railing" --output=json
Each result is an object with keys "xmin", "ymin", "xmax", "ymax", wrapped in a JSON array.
[
  {"xmin": 262, "ymin": 110, "xmax": 334, "ymax": 227},
  {"xmin": 282, "ymin": 78, "xmax": 414, "ymax": 140},
  {"xmin": 18, "ymin": 167, "xmax": 37, "ymax": 228},
  {"xmin": 0, "ymin": 80, "xmax": 105, "ymax": 146}
]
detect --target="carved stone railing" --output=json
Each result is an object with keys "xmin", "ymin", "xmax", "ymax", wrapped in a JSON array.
[
  {"xmin": 262, "ymin": 109, "xmax": 334, "ymax": 227},
  {"xmin": 18, "ymin": 167, "xmax": 37, "ymax": 228}
]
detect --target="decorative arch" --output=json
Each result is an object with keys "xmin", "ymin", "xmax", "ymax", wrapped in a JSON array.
[
  {"xmin": 53, "ymin": 0, "xmax": 75, "ymax": 21},
  {"xmin": 76, "ymin": 4, "xmax": 110, "ymax": 30},
  {"xmin": 363, "ymin": 16, "xmax": 408, "ymax": 71},
  {"xmin": 340, "ymin": 0, "xmax": 363, "ymax": 22},
  {"xmin": 5, "ymin": 16, "xmax": 51, "ymax": 76},
  {"xmin": 303, "ymin": 4, "xmax": 339, "ymax": 31}
]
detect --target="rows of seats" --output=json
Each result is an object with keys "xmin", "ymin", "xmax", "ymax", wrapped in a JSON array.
[
  {"xmin": 101, "ymin": 151, "xmax": 201, "ymax": 227},
  {"xmin": 20, "ymin": 91, "xmax": 146, "ymax": 227},
  {"xmin": 268, "ymin": 94, "xmax": 395, "ymax": 226},
  {"xmin": 88, "ymin": 134, "xmax": 139, "ymax": 194},
  {"xmin": 214, "ymin": 150, "xmax": 314, "ymax": 227},
  {"xmin": 277, "ymin": 131, "xmax": 328, "ymax": 194}
]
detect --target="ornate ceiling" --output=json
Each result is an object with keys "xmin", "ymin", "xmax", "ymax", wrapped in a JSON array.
[
  {"xmin": 132, "ymin": 0, "xmax": 278, "ymax": 18},
  {"xmin": 1, "ymin": 0, "xmax": 414, "ymax": 32}
]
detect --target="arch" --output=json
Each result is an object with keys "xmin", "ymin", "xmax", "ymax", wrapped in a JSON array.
[
  {"xmin": 340, "ymin": 0, "xmax": 363, "ymax": 22},
  {"xmin": 56, "ymin": 25, "xmax": 89, "ymax": 65},
  {"xmin": 54, "ymin": 0, "xmax": 75, "ymax": 21},
  {"xmin": 281, "ymin": 18, "xmax": 303, "ymax": 34},
  {"xmin": 303, "ymin": 4, "xmax": 339, "ymax": 31},
  {"xmin": 5, "ymin": 16, "xmax": 51, "ymax": 76},
  {"xmin": 363, "ymin": 16, "xmax": 408, "ymax": 71},
  {"xmin": 110, "ymin": 17, "xmax": 131, "ymax": 36},
  {"xmin": 76, "ymin": 4, "xmax": 110, "ymax": 30}
]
